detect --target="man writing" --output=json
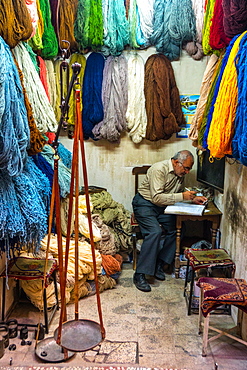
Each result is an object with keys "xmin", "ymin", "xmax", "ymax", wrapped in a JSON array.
[{"xmin": 132, "ymin": 150, "xmax": 207, "ymax": 292}]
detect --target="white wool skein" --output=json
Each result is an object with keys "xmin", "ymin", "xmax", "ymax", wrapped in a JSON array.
[
  {"xmin": 126, "ymin": 52, "xmax": 147, "ymax": 144},
  {"xmin": 136, "ymin": 0, "xmax": 155, "ymax": 44},
  {"xmin": 12, "ymin": 43, "xmax": 57, "ymax": 133}
]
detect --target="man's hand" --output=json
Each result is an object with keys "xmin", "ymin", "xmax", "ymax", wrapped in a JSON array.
[
  {"xmin": 183, "ymin": 190, "xmax": 197, "ymax": 201},
  {"xmin": 192, "ymin": 196, "xmax": 208, "ymax": 205}
]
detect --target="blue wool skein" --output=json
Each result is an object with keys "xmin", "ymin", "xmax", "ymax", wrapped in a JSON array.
[
  {"xmin": 82, "ymin": 52, "xmax": 105, "ymax": 140},
  {"xmin": 232, "ymin": 33, "xmax": 247, "ymax": 165},
  {"xmin": 202, "ymin": 35, "xmax": 239, "ymax": 149}
]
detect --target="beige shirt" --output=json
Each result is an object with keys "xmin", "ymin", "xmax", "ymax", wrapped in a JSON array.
[{"xmin": 138, "ymin": 159, "xmax": 184, "ymax": 206}]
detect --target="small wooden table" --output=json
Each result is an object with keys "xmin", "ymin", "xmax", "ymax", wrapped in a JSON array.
[{"xmin": 175, "ymin": 202, "xmax": 222, "ymax": 278}]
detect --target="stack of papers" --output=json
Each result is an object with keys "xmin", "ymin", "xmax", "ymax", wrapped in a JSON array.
[{"xmin": 164, "ymin": 202, "xmax": 206, "ymax": 216}]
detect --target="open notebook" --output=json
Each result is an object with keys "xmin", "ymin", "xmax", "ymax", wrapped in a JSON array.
[{"xmin": 164, "ymin": 202, "xmax": 206, "ymax": 216}]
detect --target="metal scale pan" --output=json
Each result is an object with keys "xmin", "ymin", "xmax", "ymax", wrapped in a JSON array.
[
  {"xmin": 35, "ymin": 337, "xmax": 75, "ymax": 362},
  {"xmin": 54, "ymin": 319, "xmax": 103, "ymax": 352}
]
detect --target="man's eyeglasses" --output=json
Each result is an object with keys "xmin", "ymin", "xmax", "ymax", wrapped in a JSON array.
[{"xmin": 178, "ymin": 162, "xmax": 192, "ymax": 172}]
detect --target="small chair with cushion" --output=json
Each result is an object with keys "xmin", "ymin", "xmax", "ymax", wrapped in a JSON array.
[
  {"xmin": 197, "ymin": 277, "xmax": 247, "ymax": 356},
  {"xmin": 184, "ymin": 248, "xmax": 235, "ymax": 315}
]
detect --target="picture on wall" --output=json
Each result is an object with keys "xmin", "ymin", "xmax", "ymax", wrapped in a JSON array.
[{"xmin": 177, "ymin": 95, "xmax": 200, "ymax": 138}]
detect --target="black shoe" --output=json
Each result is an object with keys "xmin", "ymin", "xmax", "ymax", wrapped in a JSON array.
[
  {"xmin": 133, "ymin": 273, "xmax": 151, "ymax": 292},
  {"xmin": 155, "ymin": 260, "xmax": 166, "ymax": 281}
]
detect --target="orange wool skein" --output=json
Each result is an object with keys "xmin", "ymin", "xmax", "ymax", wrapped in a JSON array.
[
  {"xmin": 0, "ymin": 0, "xmax": 33, "ymax": 48},
  {"xmin": 14, "ymin": 60, "xmax": 46, "ymax": 155},
  {"xmin": 101, "ymin": 254, "xmax": 122, "ymax": 277}
]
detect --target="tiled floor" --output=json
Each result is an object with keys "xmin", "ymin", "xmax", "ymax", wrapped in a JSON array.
[{"xmin": 1, "ymin": 263, "xmax": 247, "ymax": 369}]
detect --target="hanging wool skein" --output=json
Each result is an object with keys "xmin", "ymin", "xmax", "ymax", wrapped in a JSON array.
[
  {"xmin": 67, "ymin": 53, "xmax": 86, "ymax": 132},
  {"xmin": 232, "ymin": 35, "xmax": 247, "ymax": 165},
  {"xmin": 128, "ymin": 0, "xmax": 140, "ymax": 49},
  {"xmin": 32, "ymin": 152, "xmax": 54, "ymax": 189},
  {"xmin": 58, "ymin": 0, "xmax": 79, "ymax": 53},
  {"xmin": 12, "ymin": 42, "xmax": 58, "ymax": 133},
  {"xmin": 126, "ymin": 52, "xmax": 147, "ymax": 144},
  {"xmin": 82, "ymin": 52, "xmax": 105, "ymax": 140},
  {"xmin": 198, "ymin": 53, "xmax": 224, "ymax": 148},
  {"xmin": 24, "ymin": 157, "xmax": 51, "ymax": 213},
  {"xmin": 200, "ymin": 36, "xmax": 238, "ymax": 149},
  {"xmin": 102, "ymin": 0, "xmax": 129, "ymax": 56},
  {"xmin": 150, "ymin": 0, "xmax": 180, "ymax": 61},
  {"xmin": 45, "ymin": 59, "xmax": 57, "ymax": 109},
  {"xmin": 169, "ymin": 0, "xmax": 196, "ymax": 49},
  {"xmin": 39, "ymin": 0, "xmax": 59, "ymax": 58},
  {"xmin": 223, "ymin": 0, "xmax": 247, "ymax": 39},
  {"xmin": 74, "ymin": 0, "xmax": 104, "ymax": 50},
  {"xmin": 136, "ymin": 0, "xmax": 154, "ymax": 47},
  {"xmin": 0, "ymin": 172, "xmax": 25, "ymax": 252},
  {"xmin": 14, "ymin": 60, "xmax": 46, "ymax": 156},
  {"xmin": 202, "ymin": 0, "xmax": 216, "ymax": 55},
  {"xmin": 0, "ymin": 0, "xmax": 33, "ymax": 49},
  {"xmin": 12, "ymin": 171, "xmax": 48, "ymax": 250},
  {"xmin": 184, "ymin": 0, "xmax": 205, "ymax": 60},
  {"xmin": 28, "ymin": 0, "xmax": 45, "ymax": 51},
  {"xmin": 144, "ymin": 53, "xmax": 185, "ymax": 141},
  {"xmin": 92, "ymin": 54, "xmax": 128, "ymax": 143},
  {"xmin": 37, "ymin": 56, "xmax": 50, "ymax": 100},
  {"xmin": 189, "ymin": 53, "xmax": 219, "ymax": 147},
  {"xmin": 40, "ymin": 144, "xmax": 71, "ymax": 198},
  {"xmin": 209, "ymin": 0, "xmax": 231, "ymax": 50},
  {"xmin": 25, "ymin": 0, "xmax": 39, "ymax": 38},
  {"xmin": 0, "ymin": 37, "xmax": 30, "ymax": 177},
  {"xmin": 207, "ymin": 31, "xmax": 247, "ymax": 158}
]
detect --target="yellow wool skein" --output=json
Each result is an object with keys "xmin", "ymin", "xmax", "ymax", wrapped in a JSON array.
[{"xmin": 207, "ymin": 32, "xmax": 247, "ymax": 158}]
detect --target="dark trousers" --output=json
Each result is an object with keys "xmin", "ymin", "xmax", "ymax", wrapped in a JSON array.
[{"xmin": 132, "ymin": 193, "xmax": 177, "ymax": 276}]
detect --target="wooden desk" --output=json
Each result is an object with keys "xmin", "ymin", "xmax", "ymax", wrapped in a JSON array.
[{"xmin": 175, "ymin": 202, "xmax": 222, "ymax": 279}]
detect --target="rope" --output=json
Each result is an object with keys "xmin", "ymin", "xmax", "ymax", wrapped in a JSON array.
[
  {"xmin": 207, "ymin": 32, "xmax": 247, "ymax": 158},
  {"xmin": 0, "ymin": 37, "xmax": 30, "ymax": 177},
  {"xmin": 74, "ymin": 0, "xmax": 104, "ymax": 50},
  {"xmin": 102, "ymin": 0, "xmax": 129, "ymax": 56},
  {"xmin": 0, "ymin": 0, "xmax": 33, "ymax": 48},
  {"xmin": 126, "ymin": 52, "xmax": 147, "ymax": 144},
  {"xmin": 12, "ymin": 42, "xmax": 57, "ymax": 133},
  {"xmin": 82, "ymin": 52, "xmax": 105, "ymax": 140},
  {"xmin": 92, "ymin": 54, "xmax": 128, "ymax": 142}
]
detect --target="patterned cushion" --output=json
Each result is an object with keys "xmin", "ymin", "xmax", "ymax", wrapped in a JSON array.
[
  {"xmin": 184, "ymin": 248, "xmax": 235, "ymax": 271},
  {"xmin": 197, "ymin": 277, "xmax": 247, "ymax": 317}
]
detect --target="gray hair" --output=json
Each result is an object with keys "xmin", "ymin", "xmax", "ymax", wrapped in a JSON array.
[{"xmin": 172, "ymin": 150, "xmax": 194, "ymax": 163}]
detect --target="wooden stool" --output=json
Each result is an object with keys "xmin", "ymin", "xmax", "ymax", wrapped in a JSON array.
[
  {"xmin": 0, "ymin": 256, "xmax": 59, "ymax": 334},
  {"xmin": 197, "ymin": 277, "xmax": 247, "ymax": 356},
  {"xmin": 184, "ymin": 248, "xmax": 235, "ymax": 315}
]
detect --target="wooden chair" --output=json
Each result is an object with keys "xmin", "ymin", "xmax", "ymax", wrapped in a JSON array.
[{"xmin": 131, "ymin": 165, "xmax": 150, "ymax": 270}]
